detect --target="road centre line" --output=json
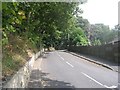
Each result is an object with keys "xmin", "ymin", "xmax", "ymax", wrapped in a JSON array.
[
  {"xmin": 56, "ymin": 52, "xmax": 74, "ymax": 68},
  {"xmin": 81, "ymin": 72, "xmax": 117, "ymax": 88},
  {"xmin": 66, "ymin": 61, "xmax": 74, "ymax": 68},
  {"xmin": 56, "ymin": 52, "xmax": 60, "ymax": 57},
  {"xmin": 56, "ymin": 52, "xmax": 117, "ymax": 88},
  {"xmin": 57, "ymin": 52, "xmax": 64, "ymax": 60},
  {"xmin": 58, "ymin": 54, "xmax": 64, "ymax": 60},
  {"xmin": 60, "ymin": 57, "xmax": 65, "ymax": 60}
]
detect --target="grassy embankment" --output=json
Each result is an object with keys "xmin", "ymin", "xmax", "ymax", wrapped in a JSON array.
[{"xmin": 2, "ymin": 35, "xmax": 38, "ymax": 83}]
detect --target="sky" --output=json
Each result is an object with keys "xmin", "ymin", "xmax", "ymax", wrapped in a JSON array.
[{"xmin": 79, "ymin": 0, "xmax": 119, "ymax": 29}]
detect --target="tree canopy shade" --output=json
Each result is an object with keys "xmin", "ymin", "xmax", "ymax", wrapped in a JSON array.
[
  {"xmin": 4, "ymin": 1, "xmax": 120, "ymax": 82},
  {"xmin": 2, "ymin": 2, "xmax": 89, "ymax": 49},
  {"xmin": 2, "ymin": 1, "xmax": 119, "ymax": 49}
]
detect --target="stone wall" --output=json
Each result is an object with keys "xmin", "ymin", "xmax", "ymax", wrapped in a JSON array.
[
  {"xmin": 3, "ymin": 50, "xmax": 44, "ymax": 88},
  {"xmin": 68, "ymin": 41, "xmax": 120, "ymax": 63}
]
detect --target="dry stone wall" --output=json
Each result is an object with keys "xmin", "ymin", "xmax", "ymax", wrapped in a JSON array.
[
  {"xmin": 3, "ymin": 50, "xmax": 43, "ymax": 88},
  {"xmin": 68, "ymin": 41, "xmax": 120, "ymax": 63}
]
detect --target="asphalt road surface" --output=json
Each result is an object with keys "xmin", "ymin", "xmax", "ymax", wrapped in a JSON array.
[{"xmin": 28, "ymin": 50, "xmax": 118, "ymax": 89}]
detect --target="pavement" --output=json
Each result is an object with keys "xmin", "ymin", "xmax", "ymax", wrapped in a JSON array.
[
  {"xmin": 65, "ymin": 50, "xmax": 119, "ymax": 72},
  {"xmin": 27, "ymin": 50, "xmax": 119, "ymax": 89}
]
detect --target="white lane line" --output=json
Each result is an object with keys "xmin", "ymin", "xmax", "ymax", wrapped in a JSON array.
[
  {"xmin": 56, "ymin": 53, "xmax": 64, "ymax": 61},
  {"xmin": 81, "ymin": 72, "xmax": 117, "ymax": 88},
  {"xmin": 107, "ymin": 85, "xmax": 118, "ymax": 88},
  {"xmin": 60, "ymin": 56, "xmax": 64, "ymax": 61},
  {"xmin": 58, "ymin": 54, "xmax": 61, "ymax": 57},
  {"xmin": 56, "ymin": 52, "xmax": 60, "ymax": 57},
  {"xmin": 66, "ymin": 61, "xmax": 74, "ymax": 68},
  {"xmin": 56, "ymin": 52, "xmax": 74, "ymax": 68}
]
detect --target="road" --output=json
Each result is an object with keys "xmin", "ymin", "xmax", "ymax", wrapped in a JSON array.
[{"xmin": 28, "ymin": 50, "xmax": 118, "ymax": 88}]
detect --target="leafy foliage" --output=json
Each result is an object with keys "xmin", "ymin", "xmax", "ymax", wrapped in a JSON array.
[
  {"xmin": 2, "ymin": 2, "xmax": 88, "ymax": 49},
  {"xmin": 76, "ymin": 16, "xmax": 120, "ymax": 45}
]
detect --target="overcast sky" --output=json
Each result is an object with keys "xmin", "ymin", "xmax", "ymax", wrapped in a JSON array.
[{"xmin": 79, "ymin": 0, "xmax": 119, "ymax": 29}]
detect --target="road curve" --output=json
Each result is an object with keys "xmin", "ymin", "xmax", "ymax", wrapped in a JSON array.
[{"xmin": 29, "ymin": 50, "xmax": 118, "ymax": 88}]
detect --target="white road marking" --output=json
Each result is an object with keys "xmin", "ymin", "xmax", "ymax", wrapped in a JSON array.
[
  {"xmin": 57, "ymin": 52, "xmax": 64, "ymax": 61},
  {"xmin": 58, "ymin": 54, "xmax": 61, "ymax": 57},
  {"xmin": 56, "ymin": 52, "xmax": 60, "ymax": 56},
  {"xmin": 56, "ymin": 52, "xmax": 74, "ymax": 67},
  {"xmin": 60, "ymin": 57, "xmax": 65, "ymax": 61},
  {"xmin": 81, "ymin": 72, "xmax": 117, "ymax": 88},
  {"xmin": 66, "ymin": 61, "xmax": 74, "ymax": 68},
  {"xmin": 107, "ymin": 85, "xmax": 117, "ymax": 88}
]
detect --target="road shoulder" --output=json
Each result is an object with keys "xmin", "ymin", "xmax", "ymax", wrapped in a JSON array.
[{"xmin": 65, "ymin": 50, "xmax": 119, "ymax": 72}]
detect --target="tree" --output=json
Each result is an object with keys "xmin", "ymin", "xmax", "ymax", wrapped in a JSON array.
[
  {"xmin": 2, "ymin": 2, "xmax": 85, "ymax": 49},
  {"xmin": 69, "ymin": 27, "xmax": 88, "ymax": 46},
  {"xmin": 76, "ymin": 16, "xmax": 91, "ymax": 45}
]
